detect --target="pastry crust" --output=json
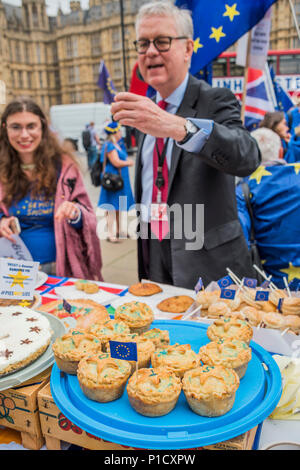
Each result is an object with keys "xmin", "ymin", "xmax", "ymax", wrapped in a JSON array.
[
  {"xmin": 127, "ymin": 367, "xmax": 182, "ymax": 417},
  {"xmin": 261, "ymin": 312, "xmax": 286, "ymax": 329},
  {"xmin": 283, "ymin": 315, "xmax": 300, "ymax": 332},
  {"xmin": 128, "ymin": 282, "xmax": 162, "ymax": 296},
  {"xmin": 139, "ymin": 328, "xmax": 170, "ymax": 349},
  {"xmin": 77, "ymin": 352, "xmax": 131, "ymax": 402},
  {"xmin": 199, "ymin": 339, "xmax": 252, "ymax": 379},
  {"xmin": 280, "ymin": 297, "xmax": 300, "ymax": 316},
  {"xmin": 151, "ymin": 343, "xmax": 199, "ymax": 378},
  {"xmin": 0, "ymin": 307, "xmax": 53, "ymax": 377},
  {"xmin": 157, "ymin": 295, "xmax": 194, "ymax": 313},
  {"xmin": 75, "ymin": 280, "xmax": 99, "ymax": 294},
  {"xmin": 114, "ymin": 301, "xmax": 154, "ymax": 334},
  {"xmin": 52, "ymin": 329, "xmax": 102, "ymax": 374},
  {"xmin": 89, "ymin": 319, "xmax": 130, "ymax": 348},
  {"xmin": 207, "ymin": 318, "xmax": 253, "ymax": 345},
  {"xmin": 38, "ymin": 299, "xmax": 109, "ymax": 323},
  {"xmin": 207, "ymin": 301, "xmax": 231, "ymax": 319},
  {"xmin": 241, "ymin": 306, "xmax": 263, "ymax": 326},
  {"xmin": 0, "ymin": 294, "xmax": 40, "ymax": 309},
  {"xmin": 182, "ymin": 365, "xmax": 240, "ymax": 417}
]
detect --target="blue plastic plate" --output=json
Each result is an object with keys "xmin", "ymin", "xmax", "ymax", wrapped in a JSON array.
[{"xmin": 50, "ymin": 320, "xmax": 282, "ymax": 449}]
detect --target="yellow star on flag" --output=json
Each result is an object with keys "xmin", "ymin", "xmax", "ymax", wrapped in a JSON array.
[
  {"xmin": 8, "ymin": 270, "xmax": 30, "ymax": 288},
  {"xmin": 193, "ymin": 37, "xmax": 203, "ymax": 53},
  {"xmin": 249, "ymin": 166, "xmax": 272, "ymax": 184},
  {"xmin": 280, "ymin": 263, "xmax": 300, "ymax": 283},
  {"xmin": 209, "ymin": 26, "xmax": 226, "ymax": 43},
  {"xmin": 223, "ymin": 3, "xmax": 240, "ymax": 22},
  {"xmin": 291, "ymin": 163, "xmax": 300, "ymax": 175}
]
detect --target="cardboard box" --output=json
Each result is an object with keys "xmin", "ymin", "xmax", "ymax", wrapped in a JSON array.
[
  {"xmin": 37, "ymin": 382, "xmax": 257, "ymax": 451},
  {"xmin": 0, "ymin": 367, "xmax": 51, "ymax": 450}
]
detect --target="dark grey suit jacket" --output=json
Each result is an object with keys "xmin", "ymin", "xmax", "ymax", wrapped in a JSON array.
[{"xmin": 135, "ymin": 75, "xmax": 261, "ymax": 289}]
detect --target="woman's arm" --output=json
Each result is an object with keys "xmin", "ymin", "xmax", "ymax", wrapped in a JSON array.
[{"xmin": 106, "ymin": 149, "xmax": 133, "ymax": 168}]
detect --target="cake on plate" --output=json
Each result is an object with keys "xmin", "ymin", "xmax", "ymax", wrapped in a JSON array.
[
  {"xmin": 206, "ymin": 317, "xmax": 253, "ymax": 345},
  {"xmin": 139, "ymin": 328, "xmax": 170, "ymax": 349},
  {"xmin": 0, "ymin": 307, "xmax": 53, "ymax": 377},
  {"xmin": 89, "ymin": 319, "xmax": 130, "ymax": 348}
]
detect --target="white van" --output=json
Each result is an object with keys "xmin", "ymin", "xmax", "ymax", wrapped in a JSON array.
[{"xmin": 49, "ymin": 102, "xmax": 112, "ymax": 152}]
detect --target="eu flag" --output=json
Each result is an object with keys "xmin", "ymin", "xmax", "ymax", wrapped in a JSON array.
[
  {"xmin": 243, "ymin": 277, "xmax": 258, "ymax": 288},
  {"xmin": 217, "ymin": 275, "xmax": 233, "ymax": 288},
  {"xmin": 109, "ymin": 340, "xmax": 138, "ymax": 362},
  {"xmin": 255, "ymin": 290, "xmax": 269, "ymax": 302},
  {"xmin": 269, "ymin": 65, "xmax": 293, "ymax": 113},
  {"xmin": 194, "ymin": 277, "xmax": 203, "ymax": 292},
  {"xmin": 97, "ymin": 60, "xmax": 117, "ymax": 104},
  {"xmin": 220, "ymin": 288, "xmax": 236, "ymax": 300},
  {"xmin": 175, "ymin": 0, "xmax": 278, "ymax": 75}
]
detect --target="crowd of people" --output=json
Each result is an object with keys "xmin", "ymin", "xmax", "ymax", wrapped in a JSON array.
[{"xmin": 0, "ymin": 0, "xmax": 299, "ymax": 292}]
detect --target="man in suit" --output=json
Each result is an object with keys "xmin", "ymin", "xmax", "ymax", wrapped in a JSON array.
[{"xmin": 111, "ymin": 1, "xmax": 261, "ymax": 289}]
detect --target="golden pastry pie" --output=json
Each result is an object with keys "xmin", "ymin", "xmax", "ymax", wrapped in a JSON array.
[
  {"xmin": 261, "ymin": 312, "xmax": 286, "ymax": 330},
  {"xmin": 77, "ymin": 352, "xmax": 131, "ymax": 402},
  {"xmin": 128, "ymin": 282, "xmax": 162, "ymax": 296},
  {"xmin": 196, "ymin": 290, "xmax": 220, "ymax": 309},
  {"xmin": 74, "ymin": 279, "xmax": 99, "ymax": 294},
  {"xmin": 75, "ymin": 306, "xmax": 110, "ymax": 330},
  {"xmin": 199, "ymin": 338, "xmax": 252, "ymax": 379},
  {"xmin": 0, "ymin": 294, "xmax": 40, "ymax": 308},
  {"xmin": 157, "ymin": 296, "xmax": 194, "ymax": 313},
  {"xmin": 52, "ymin": 329, "xmax": 102, "ymax": 374},
  {"xmin": 105, "ymin": 333, "xmax": 155, "ymax": 373},
  {"xmin": 182, "ymin": 365, "xmax": 240, "ymax": 417},
  {"xmin": 114, "ymin": 301, "xmax": 154, "ymax": 334},
  {"xmin": 151, "ymin": 343, "xmax": 199, "ymax": 378},
  {"xmin": 139, "ymin": 328, "xmax": 170, "ymax": 349},
  {"xmin": 281, "ymin": 297, "xmax": 300, "ymax": 316},
  {"xmin": 207, "ymin": 301, "xmax": 231, "ymax": 319},
  {"xmin": 241, "ymin": 306, "xmax": 263, "ymax": 327},
  {"xmin": 127, "ymin": 367, "xmax": 182, "ymax": 417},
  {"xmin": 89, "ymin": 319, "xmax": 130, "ymax": 348},
  {"xmin": 269, "ymin": 289, "xmax": 288, "ymax": 307},
  {"xmin": 206, "ymin": 318, "xmax": 253, "ymax": 345},
  {"xmin": 283, "ymin": 315, "xmax": 300, "ymax": 333}
]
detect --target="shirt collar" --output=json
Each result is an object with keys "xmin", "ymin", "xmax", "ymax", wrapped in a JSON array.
[{"xmin": 156, "ymin": 73, "xmax": 189, "ymax": 108}]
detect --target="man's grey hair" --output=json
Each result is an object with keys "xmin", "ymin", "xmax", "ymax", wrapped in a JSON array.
[{"xmin": 136, "ymin": 1, "xmax": 193, "ymax": 38}]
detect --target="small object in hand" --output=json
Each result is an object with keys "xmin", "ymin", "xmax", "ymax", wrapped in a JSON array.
[{"xmin": 10, "ymin": 217, "xmax": 21, "ymax": 234}]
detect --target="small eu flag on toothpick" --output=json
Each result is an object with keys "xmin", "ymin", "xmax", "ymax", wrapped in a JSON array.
[
  {"xmin": 277, "ymin": 298, "xmax": 284, "ymax": 313},
  {"xmin": 63, "ymin": 299, "xmax": 72, "ymax": 314},
  {"xmin": 217, "ymin": 275, "xmax": 233, "ymax": 288},
  {"xmin": 194, "ymin": 277, "xmax": 204, "ymax": 293},
  {"xmin": 255, "ymin": 291, "xmax": 269, "ymax": 302},
  {"xmin": 243, "ymin": 277, "xmax": 258, "ymax": 288},
  {"xmin": 220, "ymin": 288, "xmax": 236, "ymax": 300},
  {"xmin": 260, "ymin": 279, "xmax": 271, "ymax": 289},
  {"xmin": 109, "ymin": 341, "xmax": 138, "ymax": 362}
]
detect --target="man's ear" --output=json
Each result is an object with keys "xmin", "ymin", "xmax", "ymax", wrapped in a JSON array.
[{"xmin": 185, "ymin": 38, "xmax": 194, "ymax": 62}]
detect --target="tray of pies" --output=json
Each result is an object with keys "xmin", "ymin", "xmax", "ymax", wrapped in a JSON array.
[
  {"xmin": 0, "ymin": 307, "xmax": 66, "ymax": 391},
  {"xmin": 109, "ymin": 280, "xmax": 196, "ymax": 318},
  {"xmin": 50, "ymin": 319, "xmax": 281, "ymax": 450}
]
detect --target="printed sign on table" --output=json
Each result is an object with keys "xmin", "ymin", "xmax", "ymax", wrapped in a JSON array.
[{"xmin": 0, "ymin": 258, "xmax": 39, "ymax": 300}]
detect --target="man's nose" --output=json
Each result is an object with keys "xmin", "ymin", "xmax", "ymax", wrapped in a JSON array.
[{"xmin": 146, "ymin": 41, "xmax": 159, "ymax": 55}]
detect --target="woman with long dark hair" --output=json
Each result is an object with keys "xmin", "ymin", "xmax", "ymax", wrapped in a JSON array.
[{"xmin": 0, "ymin": 97, "xmax": 103, "ymax": 280}]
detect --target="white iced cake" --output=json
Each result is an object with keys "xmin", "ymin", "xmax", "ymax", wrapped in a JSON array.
[{"xmin": 0, "ymin": 307, "xmax": 53, "ymax": 377}]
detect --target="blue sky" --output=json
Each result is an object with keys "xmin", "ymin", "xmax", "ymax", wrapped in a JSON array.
[{"xmin": 4, "ymin": 0, "xmax": 90, "ymax": 16}]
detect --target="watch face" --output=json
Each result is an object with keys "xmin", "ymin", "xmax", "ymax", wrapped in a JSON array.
[{"xmin": 186, "ymin": 120, "xmax": 198, "ymax": 133}]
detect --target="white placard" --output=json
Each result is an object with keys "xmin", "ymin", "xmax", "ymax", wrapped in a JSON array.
[
  {"xmin": 0, "ymin": 258, "xmax": 39, "ymax": 300},
  {"xmin": 0, "ymin": 234, "xmax": 33, "ymax": 261}
]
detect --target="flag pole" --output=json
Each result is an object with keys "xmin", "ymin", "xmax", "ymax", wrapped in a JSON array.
[
  {"xmin": 289, "ymin": 0, "xmax": 300, "ymax": 41},
  {"xmin": 241, "ymin": 32, "xmax": 252, "ymax": 124},
  {"xmin": 119, "ymin": 0, "xmax": 128, "ymax": 91}
]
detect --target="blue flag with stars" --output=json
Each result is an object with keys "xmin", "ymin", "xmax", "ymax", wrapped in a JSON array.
[
  {"xmin": 97, "ymin": 60, "xmax": 117, "ymax": 104},
  {"xmin": 269, "ymin": 65, "xmax": 293, "ymax": 113},
  {"xmin": 175, "ymin": 0, "xmax": 278, "ymax": 75},
  {"xmin": 109, "ymin": 340, "xmax": 138, "ymax": 362}
]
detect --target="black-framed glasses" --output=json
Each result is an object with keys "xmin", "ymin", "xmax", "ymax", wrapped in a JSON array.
[{"xmin": 133, "ymin": 36, "xmax": 188, "ymax": 54}]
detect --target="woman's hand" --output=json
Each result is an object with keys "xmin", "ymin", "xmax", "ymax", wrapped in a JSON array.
[
  {"xmin": 54, "ymin": 201, "xmax": 80, "ymax": 222},
  {"xmin": 0, "ymin": 216, "xmax": 19, "ymax": 243}
]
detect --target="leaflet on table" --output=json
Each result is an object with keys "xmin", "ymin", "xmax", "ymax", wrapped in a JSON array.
[
  {"xmin": 0, "ymin": 234, "xmax": 33, "ymax": 261},
  {"xmin": 0, "ymin": 257, "xmax": 39, "ymax": 299}
]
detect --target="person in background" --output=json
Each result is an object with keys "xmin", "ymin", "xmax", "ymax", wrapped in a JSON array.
[
  {"xmin": 0, "ymin": 97, "xmax": 103, "ymax": 281},
  {"xmin": 111, "ymin": 0, "xmax": 260, "ymax": 288},
  {"xmin": 236, "ymin": 127, "xmax": 300, "ymax": 289},
  {"xmin": 97, "ymin": 121, "xmax": 134, "ymax": 243},
  {"xmin": 87, "ymin": 121, "xmax": 102, "ymax": 170},
  {"xmin": 259, "ymin": 111, "xmax": 291, "ymax": 157}
]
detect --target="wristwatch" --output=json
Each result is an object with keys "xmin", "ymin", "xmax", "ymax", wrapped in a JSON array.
[{"xmin": 177, "ymin": 119, "xmax": 198, "ymax": 145}]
